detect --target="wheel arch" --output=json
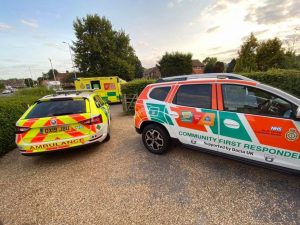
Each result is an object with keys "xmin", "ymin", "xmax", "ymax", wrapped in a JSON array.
[{"xmin": 139, "ymin": 120, "xmax": 171, "ymax": 138}]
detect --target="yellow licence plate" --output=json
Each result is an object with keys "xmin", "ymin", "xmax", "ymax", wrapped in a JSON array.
[{"xmin": 42, "ymin": 126, "xmax": 70, "ymax": 134}]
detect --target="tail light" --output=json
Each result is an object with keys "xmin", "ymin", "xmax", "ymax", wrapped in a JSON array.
[
  {"xmin": 80, "ymin": 115, "xmax": 103, "ymax": 125},
  {"xmin": 16, "ymin": 126, "xmax": 30, "ymax": 134}
]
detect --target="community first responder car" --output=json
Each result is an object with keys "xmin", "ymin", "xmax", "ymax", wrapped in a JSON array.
[
  {"xmin": 15, "ymin": 91, "xmax": 111, "ymax": 155},
  {"xmin": 134, "ymin": 73, "xmax": 300, "ymax": 173}
]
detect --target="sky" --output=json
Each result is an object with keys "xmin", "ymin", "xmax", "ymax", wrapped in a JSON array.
[{"xmin": 0, "ymin": 0, "xmax": 299, "ymax": 80}]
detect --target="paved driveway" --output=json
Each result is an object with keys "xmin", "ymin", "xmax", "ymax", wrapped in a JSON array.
[{"xmin": 0, "ymin": 104, "xmax": 299, "ymax": 225}]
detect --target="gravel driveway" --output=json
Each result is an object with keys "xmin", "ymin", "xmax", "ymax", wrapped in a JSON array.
[{"xmin": 0, "ymin": 104, "xmax": 299, "ymax": 225}]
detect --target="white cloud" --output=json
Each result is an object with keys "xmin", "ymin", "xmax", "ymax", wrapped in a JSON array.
[
  {"xmin": 21, "ymin": 19, "xmax": 39, "ymax": 28},
  {"xmin": 167, "ymin": 0, "xmax": 191, "ymax": 8},
  {"xmin": 182, "ymin": 0, "xmax": 300, "ymax": 62},
  {"xmin": 0, "ymin": 22, "xmax": 13, "ymax": 31}
]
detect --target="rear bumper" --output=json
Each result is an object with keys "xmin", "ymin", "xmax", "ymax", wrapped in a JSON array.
[
  {"xmin": 20, "ymin": 135, "xmax": 104, "ymax": 155},
  {"xmin": 17, "ymin": 124, "xmax": 109, "ymax": 155}
]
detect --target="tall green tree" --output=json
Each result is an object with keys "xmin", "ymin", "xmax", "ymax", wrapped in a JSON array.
[
  {"xmin": 235, "ymin": 33, "xmax": 258, "ymax": 72},
  {"xmin": 72, "ymin": 14, "xmax": 141, "ymax": 81},
  {"xmin": 0, "ymin": 82, "xmax": 4, "ymax": 90},
  {"xmin": 226, "ymin": 59, "xmax": 236, "ymax": 73},
  {"xmin": 203, "ymin": 57, "xmax": 217, "ymax": 73},
  {"xmin": 256, "ymin": 38, "xmax": 285, "ymax": 71},
  {"xmin": 157, "ymin": 52, "xmax": 192, "ymax": 77},
  {"xmin": 24, "ymin": 78, "xmax": 34, "ymax": 87},
  {"xmin": 42, "ymin": 69, "xmax": 58, "ymax": 80},
  {"xmin": 283, "ymin": 51, "xmax": 300, "ymax": 70},
  {"xmin": 213, "ymin": 61, "xmax": 225, "ymax": 73}
]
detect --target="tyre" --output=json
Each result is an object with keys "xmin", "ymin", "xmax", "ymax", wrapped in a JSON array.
[
  {"xmin": 104, "ymin": 125, "xmax": 110, "ymax": 142},
  {"xmin": 142, "ymin": 124, "xmax": 171, "ymax": 154}
]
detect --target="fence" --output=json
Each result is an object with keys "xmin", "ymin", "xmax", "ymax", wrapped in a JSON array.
[{"xmin": 122, "ymin": 94, "xmax": 138, "ymax": 113}]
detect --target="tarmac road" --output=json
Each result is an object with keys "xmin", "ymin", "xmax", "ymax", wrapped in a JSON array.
[{"xmin": 0, "ymin": 104, "xmax": 299, "ymax": 225}]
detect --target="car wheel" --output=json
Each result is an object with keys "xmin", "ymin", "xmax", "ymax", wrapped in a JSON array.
[
  {"xmin": 104, "ymin": 125, "xmax": 110, "ymax": 142},
  {"xmin": 142, "ymin": 124, "xmax": 171, "ymax": 154}
]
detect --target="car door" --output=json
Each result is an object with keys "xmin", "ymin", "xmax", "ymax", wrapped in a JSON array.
[
  {"xmin": 169, "ymin": 82, "xmax": 220, "ymax": 152},
  {"xmin": 218, "ymin": 83, "xmax": 300, "ymax": 171}
]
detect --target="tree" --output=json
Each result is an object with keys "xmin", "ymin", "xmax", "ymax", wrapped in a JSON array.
[
  {"xmin": 203, "ymin": 57, "xmax": 217, "ymax": 73},
  {"xmin": 256, "ymin": 38, "xmax": 285, "ymax": 71},
  {"xmin": 24, "ymin": 78, "xmax": 33, "ymax": 87},
  {"xmin": 0, "ymin": 82, "xmax": 4, "ymax": 90},
  {"xmin": 235, "ymin": 33, "xmax": 258, "ymax": 72},
  {"xmin": 226, "ymin": 59, "xmax": 236, "ymax": 73},
  {"xmin": 283, "ymin": 51, "xmax": 300, "ymax": 70},
  {"xmin": 37, "ymin": 77, "xmax": 44, "ymax": 86},
  {"xmin": 157, "ymin": 52, "xmax": 192, "ymax": 77},
  {"xmin": 213, "ymin": 61, "xmax": 225, "ymax": 73},
  {"xmin": 43, "ymin": 69, "xmax": 58, "ymax": 80},
  {"xmin": 134, "ymin": 58, "xmax": 144, "ymax": 78},
  {"xmin": 72, "ymin": 14, "xmax": 141, "ymax": 81}
]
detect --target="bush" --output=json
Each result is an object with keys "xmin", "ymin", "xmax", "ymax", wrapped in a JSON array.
[
  {"xmin": 0, "ymin": 88, "xmax": 53, "ymax": 155},
  {"xmin": 240, "ymin": 69, "xmax": 300, "ymax": 97},
  {"xmin": 121, "ymin": 78, "xmax": 156, "ymax": 95}
]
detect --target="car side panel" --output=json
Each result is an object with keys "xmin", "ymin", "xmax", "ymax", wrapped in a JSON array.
[{"xmin": 216, "ymin": 83, "xmax": 300, "ymax": 171}]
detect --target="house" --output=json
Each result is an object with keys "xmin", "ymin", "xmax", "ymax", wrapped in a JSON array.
[
  {"xmin": 143, "ymin": 59, "xmax": 204, "ymax": 79},
  {"xmin": 192, "ymin": 59, "xmax": 205, "ymax": 74},
  {"xmin": 41, "ymin": 71, "xmax": 75, "ymax": 88},
  {"xmin": 0, "ymin": 78, "xmax": 26, "ymax": 88},
  {"xmin": 143, "ymin": 67, "xmax": 161, "ymax": 79}
]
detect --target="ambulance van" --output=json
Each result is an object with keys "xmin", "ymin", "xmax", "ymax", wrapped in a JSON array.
[{"xmin": 74, "ymin": 76, "xmax": 126, "ymax": 103}]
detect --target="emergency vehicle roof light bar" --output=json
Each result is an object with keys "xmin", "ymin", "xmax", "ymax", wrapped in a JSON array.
[
  {"xmin": 55, "ymin": 89, "xmax": 95, "ymax": 96},
  {"xmin": 156, "ymin": 73, "xmax": 257, "ymax": 83}
]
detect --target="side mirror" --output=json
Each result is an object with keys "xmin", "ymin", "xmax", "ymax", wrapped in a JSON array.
[{"xmin": 296, "ymin": 106, "xmax": 300, "ymax": 119}]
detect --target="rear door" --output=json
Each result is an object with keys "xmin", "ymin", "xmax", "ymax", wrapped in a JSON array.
[
  {"xmin": 169, "ymin": 82, "xmax": 220, "ymax": 151},
  {"xmin": 102, "ymin": 78, "xmax": 118, "ymax": 102},
  {"xmin": 218, "ymin": 83, "xmax": 300, "ymax": 170},
  {"xmin": 18, "ymin": 98, "xmax": 92, "ymax": 144}
]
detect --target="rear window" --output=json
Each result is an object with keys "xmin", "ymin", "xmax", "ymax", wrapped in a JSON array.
[
  {"xmin": 26, "ymin": 99, "xmax": 87, "ymax": 119},
  {"xmin": 149, "ymin": 86, "xmax": 171, "ymax": 101}
]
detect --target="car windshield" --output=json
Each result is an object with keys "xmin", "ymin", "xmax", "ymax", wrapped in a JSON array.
[{"xmin": 25, "ymin": 99, "xmax": 87, "ymax": 119}]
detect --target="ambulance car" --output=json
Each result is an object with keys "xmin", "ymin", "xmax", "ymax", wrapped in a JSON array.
[
  {"xmin": 74, "ymin": 76, "xmax": 126, "ymax": 103},
  {"xmin": 16, "ymin": 91, "xmax": 111, "ymax": 155},
  {"xmin": 134, "ymin": 73, "xmax": 300, "ymax": 173}
]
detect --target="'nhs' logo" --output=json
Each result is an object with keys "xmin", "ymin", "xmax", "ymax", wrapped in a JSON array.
[{"xmin": 271, "ymin": 126, "xmax": 282, "ymax": 132}]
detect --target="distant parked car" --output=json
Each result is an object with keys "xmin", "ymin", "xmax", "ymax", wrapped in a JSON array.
[{"xmin": 2, "ymin": 89, "xmax": 11, "ymax": 94}]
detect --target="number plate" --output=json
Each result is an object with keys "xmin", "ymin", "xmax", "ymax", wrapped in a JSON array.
[{"xmin": 41, "ymin": 126, "xmax": 70, "ymax": 134}]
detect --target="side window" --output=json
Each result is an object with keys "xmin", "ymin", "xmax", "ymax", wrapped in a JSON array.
[
  {"xmin": 173, "ymin": 84, "xmax": 212, "ymax": 109},
  {"xmin": 149, "ymin": 86, "xmax": 171, "ymax": 101},
  {"xmin": 91, "ymin": 81, "xmax": 101, "ymax": 89},
  {"xmin": 93, "ymin": 96, "xmax": 102, "ymax": 108},
  {"xmin": 222, "ymin": 84, "xmax": 294, "ymax": 118},
  {"xmin": 96, "ymin": 95, "xmax": 105, "ymax": 105}
]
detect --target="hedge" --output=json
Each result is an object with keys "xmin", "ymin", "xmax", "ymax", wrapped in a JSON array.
[
  {"xmin": 240, "ymin": 69, "xmax": 300, "ymax": 97},
  {"xmin": 0, "ymin": 88, "xmax": 53, "ymax": 155},
  {"xmin": 121, "ymin": 78, "xmax": 156, "ymax": 95},
  {"xmin": 121, "ymin": 70, "xmax": 300, "ymax": 98}
]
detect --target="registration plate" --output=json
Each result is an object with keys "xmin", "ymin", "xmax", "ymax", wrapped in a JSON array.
[{"xmin": 41, "ymin": 126, "xmax": 70, "ymax": 134}]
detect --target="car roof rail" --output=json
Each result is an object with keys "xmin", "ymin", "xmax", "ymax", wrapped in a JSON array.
[{"xmin": 156, "ymin": 73, "xmax": 257, "ymax": 83}]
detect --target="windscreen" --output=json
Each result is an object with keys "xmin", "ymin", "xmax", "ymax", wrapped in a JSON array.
[{"xmin": 26, "ymin": 99, "xmax": 87, "ymax": 119}]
